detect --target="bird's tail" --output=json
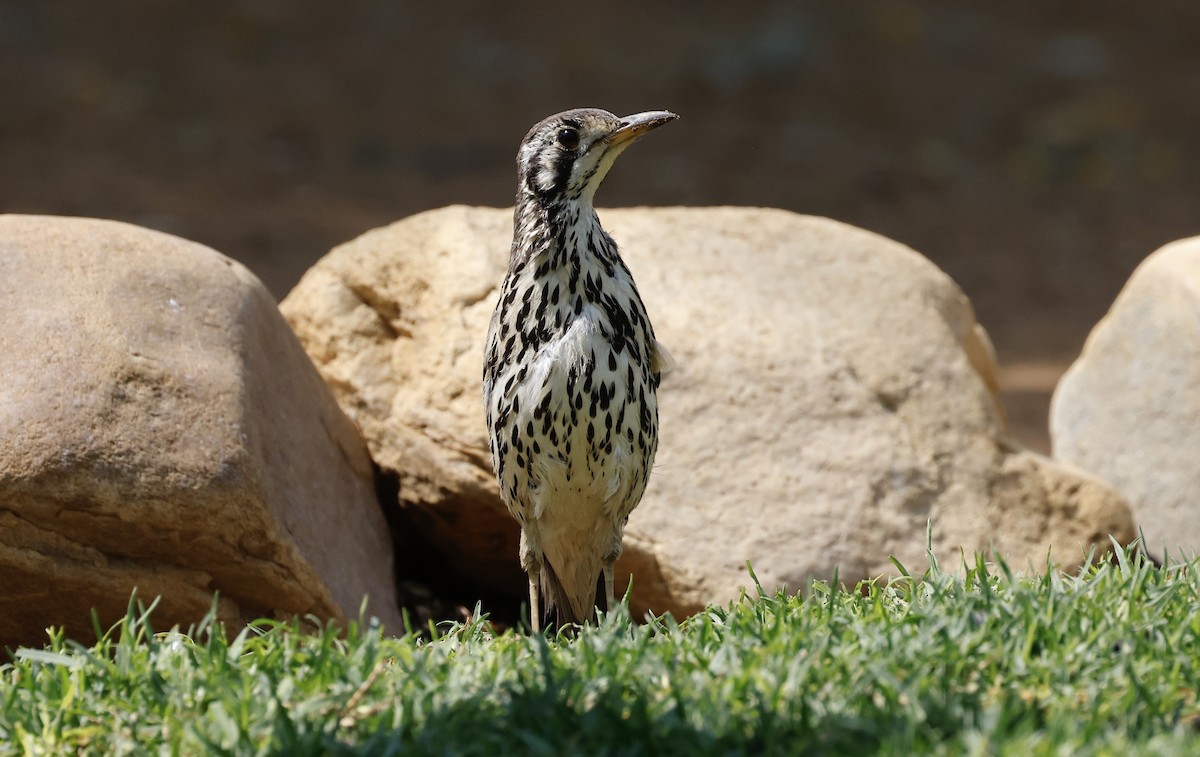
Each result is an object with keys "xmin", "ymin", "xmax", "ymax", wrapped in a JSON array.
[{"xmin": 539, "ymin": 558, "xmax": 600, "ymax": 629}]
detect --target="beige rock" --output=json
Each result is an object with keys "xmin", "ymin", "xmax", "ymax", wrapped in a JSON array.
[
  {"xmin": 282, "ymin": 205, "xmax": 1135, "ymax": 619},
  {"xmin": 1051, "ymin": 236, "xmax": 1200, "ymax": 557},
  {"xmin": 0, "ymin": 215, "xmax": 401, "ymax": 648}
]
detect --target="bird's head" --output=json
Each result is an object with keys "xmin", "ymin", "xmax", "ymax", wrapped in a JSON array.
[{"xmin": 516, "ymin": 108, "xmax": 677, "ymax": 207}]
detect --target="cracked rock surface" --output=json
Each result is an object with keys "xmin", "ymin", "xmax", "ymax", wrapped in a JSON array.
[
  {"xmin": 0, "ymin": 215, "xmax": 402, "ymax": 648},
  {"xmin": 281, "ymin": 205, "xmax": 1134, "ymax": 619}
]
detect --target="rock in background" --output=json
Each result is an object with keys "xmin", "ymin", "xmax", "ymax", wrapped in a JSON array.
[
  {"xmin": 281, "ymin": 205, "xmax": 1135, "ymax": 619},
  {"xmin": 0, "ymin": 215, "xmax": 402, "ymax": 648},
  {"xmin": 1052, "ymin": 236, "xmax": 1200, "ymax": 558}
]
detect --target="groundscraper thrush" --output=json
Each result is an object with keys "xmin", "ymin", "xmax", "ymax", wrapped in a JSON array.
[{"xmin": 483, "ymin": 108, "xmax": 675, "ymax": 632}]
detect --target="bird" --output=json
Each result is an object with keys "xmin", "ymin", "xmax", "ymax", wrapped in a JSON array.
[{"xmin": 483, "ymin": 108, "xmax": 676, "ymax": 632}]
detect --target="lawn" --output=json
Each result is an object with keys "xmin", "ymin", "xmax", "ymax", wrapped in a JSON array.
[{"xmin": 2, "ymin": 543, "xmax": 1197, "ymax": 755}]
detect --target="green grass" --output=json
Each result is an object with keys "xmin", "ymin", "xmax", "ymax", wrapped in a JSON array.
[{"xmin": 2, "ymin": 545, "xmax": 1198, "ymax": 755}]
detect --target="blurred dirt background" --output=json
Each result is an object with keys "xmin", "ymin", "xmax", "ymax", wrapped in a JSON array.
[{"xmin": 3, "ymin": 1, "xmax": 1199, "ymax": 452}]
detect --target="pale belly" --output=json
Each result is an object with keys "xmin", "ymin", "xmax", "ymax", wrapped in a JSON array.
[{"xmin": 487, "ymin": 312, "xmax": 657, "ymax": 532}]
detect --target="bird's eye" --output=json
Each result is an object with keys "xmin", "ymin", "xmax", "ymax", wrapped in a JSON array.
[{"xmin": 556, "ymin": 127, "xmax": 580, "ymax": 150}]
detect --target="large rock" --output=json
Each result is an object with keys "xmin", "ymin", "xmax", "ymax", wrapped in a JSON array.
[
  {"xmin": 281, "ymin": 205, "xmax": 1134, "ymax": 618},
  {"xmin": 1051, "ymin": 236, "xmax": 1200, "ymax": 557},
  {"xmin": 0, "ymin": 215, "xmax": 402, "ymax": 648}
]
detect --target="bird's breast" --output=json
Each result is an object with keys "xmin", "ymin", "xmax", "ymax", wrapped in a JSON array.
[{"xmin": 488, "ymin": 298, "xmax": 657, "ymax": 507}]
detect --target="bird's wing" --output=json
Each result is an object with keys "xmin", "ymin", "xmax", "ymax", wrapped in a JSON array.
[{"xmin": 651, "ymin": 340, "xmax": 676, "ymax": 378}]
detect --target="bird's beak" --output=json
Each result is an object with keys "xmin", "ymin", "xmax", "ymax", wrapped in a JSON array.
[{"xmin": 602, "ymin": 110, "xmax": 678, "ymax": 148}]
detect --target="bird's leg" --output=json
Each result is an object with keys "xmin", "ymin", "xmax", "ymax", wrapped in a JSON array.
[
  {"xmin": 602, "ymin": 560, "xmax": 616, "ymax": 614},
  {"xmin": 520, "ymin": 529, "xmax": 544, "ymax": 634},
  {"xmin": 528, "ymin": 569, "xmax": 542, "ymax": 634}
]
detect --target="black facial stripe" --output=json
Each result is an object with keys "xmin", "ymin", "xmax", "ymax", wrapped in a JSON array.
[{"xmin": 552, "ymin": 152, "xmax": 573, "ymax": 194}]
